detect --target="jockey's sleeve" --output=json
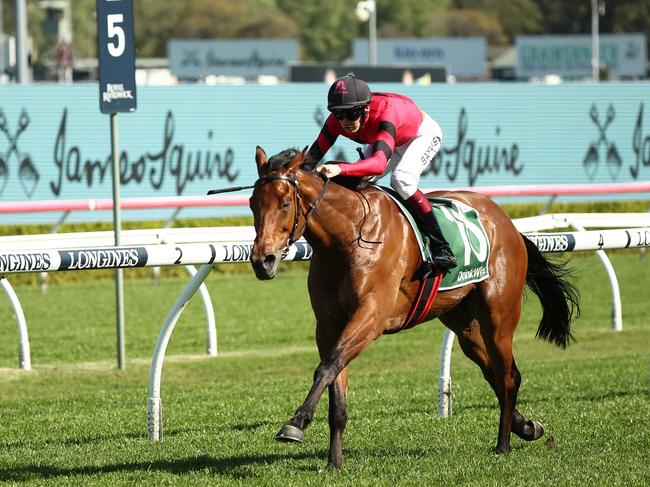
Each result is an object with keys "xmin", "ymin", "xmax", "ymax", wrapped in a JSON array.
[
  {"xmin": 306, "ymin": 116, "xmax": 339, "ymax": 163},
  {"xmin": 338, "ymin": 118, "xmax": 397, "ymax": 177}
]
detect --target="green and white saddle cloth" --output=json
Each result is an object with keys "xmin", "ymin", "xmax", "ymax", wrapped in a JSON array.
[{"xmin": 380, "ymin": 188, "xmax": 490, "ymax": 290}]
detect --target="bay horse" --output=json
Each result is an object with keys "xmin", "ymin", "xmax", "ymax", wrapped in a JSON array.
[{"xmin": 249, "ymin": 146, "xmax": 579, "ymax": 470}]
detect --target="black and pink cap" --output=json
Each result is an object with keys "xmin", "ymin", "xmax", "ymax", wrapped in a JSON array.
[{"xmin": 327, "ymin": 74, "xmax": 372, "ymax": 111}]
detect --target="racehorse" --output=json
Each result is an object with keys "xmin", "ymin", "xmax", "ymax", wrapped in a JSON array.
[{"xmin": 249, "ymin": 146, "xmax": 579, "ymax": 470}]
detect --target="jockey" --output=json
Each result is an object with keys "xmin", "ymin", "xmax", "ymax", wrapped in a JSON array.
[{"xmin": 306, "ymin": 73, "xmax": 457, "ymax": 271}]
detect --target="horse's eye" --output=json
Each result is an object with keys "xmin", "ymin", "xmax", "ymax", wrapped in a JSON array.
[{"xmin": 282, "ymin": 202, "xmax": 291, "ymax": 211}]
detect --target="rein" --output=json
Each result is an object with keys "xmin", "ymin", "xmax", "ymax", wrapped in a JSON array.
[{"xmin": 209, "ymin": 170, "xmax": 382, "ymax": 253}]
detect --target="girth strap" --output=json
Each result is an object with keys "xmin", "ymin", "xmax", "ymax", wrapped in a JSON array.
[{"xmin": 403, "ymin": 270, "xmax": 443, "ymax": 327}]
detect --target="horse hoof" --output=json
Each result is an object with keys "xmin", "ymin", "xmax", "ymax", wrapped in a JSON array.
[
  {"xmin": 275, "ymin": 424, "xmax": 304, "ymax": 443},
  {"xmin": 530, "ymin": 420, "xmax": 544, "ymax": 441},
  {"xmin": 515, "ymin": 420, "xmax": 546, "ymax": 441}
]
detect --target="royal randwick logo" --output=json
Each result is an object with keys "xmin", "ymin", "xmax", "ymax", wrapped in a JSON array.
[
  {"xmin": 583, "ymin": 103, "xmax": 623, "ymax": 180},
  {"xmin": 0, "ymin": 109, "xmax": 40, "ymax": 197}
]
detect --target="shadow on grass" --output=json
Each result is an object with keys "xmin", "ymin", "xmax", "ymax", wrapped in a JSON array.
[
  {"xmin": 0, "ymin": 431, "xmax": 147, "ymax": 450},
  {"xmin": 230, "ymin": 420, "xmax": 277, "ymax": 432},
  {"xmin": 0, "ymin": 422, "xmax": 276, "ymax": 449},
  {"xmin": 0, "ymin": 444, "xmax": 526, "ymax": 482},
  {"xmin": 576, "ymin": 388, "xmax": 644, "ymax": 402},
  {"xmin": 0, "ymin": 452, "xmax": 322, "ymax": 482}
]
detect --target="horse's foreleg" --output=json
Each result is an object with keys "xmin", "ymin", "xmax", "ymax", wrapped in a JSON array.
[
  {"xmin": 275, "ymin": 358, "xmax": 343, "ymax": 443},
  {"xmin": 276, "ymin": 304, "xmax": 377, "ymax": 469},
  {"xmin": 327, "ymin": 367, "xmax": 348, "ymax": 470}
]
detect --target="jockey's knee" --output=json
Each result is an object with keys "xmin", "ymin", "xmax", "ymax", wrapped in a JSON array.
[{"xmin": 391, "ymin": 170, "xmax": 419, "ymax": 200}]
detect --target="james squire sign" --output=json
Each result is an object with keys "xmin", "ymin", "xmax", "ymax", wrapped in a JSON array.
[{"xmin": 0, "ymin": 83, "xmax": 648, "ymax": 224}]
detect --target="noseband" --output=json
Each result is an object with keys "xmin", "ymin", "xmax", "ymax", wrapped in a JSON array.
[{"xmin": 255, "ymin": 173, "xmax": 330, "ymax": 256}]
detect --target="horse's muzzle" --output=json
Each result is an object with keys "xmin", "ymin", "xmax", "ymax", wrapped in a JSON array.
[{"xmin": 250, "ymin": 251, "xmax": 281, "ymax": 280}]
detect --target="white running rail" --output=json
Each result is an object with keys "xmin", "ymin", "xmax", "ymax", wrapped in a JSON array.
[{"xmin": 0, "ymin": 219, "xmax": 648, "ymax": 436}]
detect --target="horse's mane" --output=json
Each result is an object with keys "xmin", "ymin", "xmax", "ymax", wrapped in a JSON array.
[{"xmin": 267, "ymin": 147, "xmax": 367, "ymax": 192}]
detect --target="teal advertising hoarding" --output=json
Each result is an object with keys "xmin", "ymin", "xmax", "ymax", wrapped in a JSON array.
[{"xmin": 0, "ymin": 83, "xmax": 648, "ymax": 223}]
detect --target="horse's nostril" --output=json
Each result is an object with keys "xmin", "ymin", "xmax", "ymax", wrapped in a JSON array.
[{"xmin": 264, "ymin": 254, "xmax": 276, "ymax": 265}]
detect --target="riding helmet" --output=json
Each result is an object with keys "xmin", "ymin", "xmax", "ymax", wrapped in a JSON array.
[{"xmin": 327, "ymin": 74, "xmax": 372, "ymax": 111}]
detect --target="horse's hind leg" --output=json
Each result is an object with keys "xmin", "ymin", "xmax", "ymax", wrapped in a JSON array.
[
  {"xmin": 441, "ymin": 306, "xmax": 544, "ymax": 445},
  {"xmin": 459, "ymin": 325, "xmax": 543, "ymax": 442},
  {"xmin": 473, "ymin": 281, "xmax": 536, "ymax": 453},
  {"xmin": 508, "ymin": 360, "xmax": 544, "ymax": 441}
]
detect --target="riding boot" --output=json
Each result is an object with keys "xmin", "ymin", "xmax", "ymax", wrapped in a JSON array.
[{"xmin": 421, "ymin": 210, "xmax": 457, "ymax": 271}]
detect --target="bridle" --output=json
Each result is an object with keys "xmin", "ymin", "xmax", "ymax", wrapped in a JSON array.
[
  {"xmin": 254, "ymin": 172, "xmax": 330, "ymax": 256},
  {"xmin": 209, "ymin": 166, "xmax": 380, "ymax": 255}
]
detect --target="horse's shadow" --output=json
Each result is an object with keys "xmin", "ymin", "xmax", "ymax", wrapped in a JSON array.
[
  {"xmin": 0, "ymin": 420, "xmax": 280, "ymax": 450},
  {"xmin": 0, "ymin": 451, "xmax": 321, "ymax": 482},
  {"xmin": 0, "ymin": 430, "xmax": 145, "ymax": 450},
  {"xmin": 0, "ymin": 419, "xmax": 323, "ymax": 482}
]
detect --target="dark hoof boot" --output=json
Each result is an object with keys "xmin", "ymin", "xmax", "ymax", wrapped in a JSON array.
[
  {"xmin": 432, "ymin": 245, "xmax": 457, "ymax": 271},
  {"xmin": 275, "ymin": 424, "xmax": 304, "ymax": 443}
]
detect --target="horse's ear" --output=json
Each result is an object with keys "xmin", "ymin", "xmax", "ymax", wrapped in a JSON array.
[
  {"xmin": 255, "ymin": 146, "xmax": 268, "ymax": 176},
  {"xmin": 287, "ymin": 147, "xmax": 306, "ymax": 172},
  {"xmin": 300, "ymin": 146, "xmax": 316, "ymax": 172}
]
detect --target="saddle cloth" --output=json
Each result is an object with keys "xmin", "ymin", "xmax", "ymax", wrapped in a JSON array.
[{"xmin": 378, "ymin": 186, "xmax": 491, "ymax": 291}]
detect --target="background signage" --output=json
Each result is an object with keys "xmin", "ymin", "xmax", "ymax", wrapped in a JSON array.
[
  {"xmin": 353, "ymin": 37, "xmax": 486, "ymax": 78},
  {"xmin": 96, "ymin": 0, "xmax": 137, "ymax": 113},
  {"xmin": 516, "ymin": 34, "xmax": 647, "ymax": 79},
  {"xmin": 168, "ymin": 39, "xmax": 299, "ymax": 80}
]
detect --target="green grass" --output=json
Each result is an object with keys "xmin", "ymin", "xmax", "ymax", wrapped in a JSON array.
[{"xmin": 0, "ymin": 252, "xmax": 649, "ymax": 485}]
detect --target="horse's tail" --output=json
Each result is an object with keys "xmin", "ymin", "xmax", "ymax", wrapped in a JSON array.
[{"xmin": 522, "ymin": 234, "xmax": 580, "ymax": 348}]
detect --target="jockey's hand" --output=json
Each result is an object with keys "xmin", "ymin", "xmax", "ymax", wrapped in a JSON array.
[{"xmin": 316, "ymin": 163, "xmax": 342, "ymax": 179}]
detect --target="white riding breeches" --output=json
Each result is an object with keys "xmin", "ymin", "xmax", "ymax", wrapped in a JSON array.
[{"xmin": 363, "ymin": 112, "xmax": 443, "ymax": 200}]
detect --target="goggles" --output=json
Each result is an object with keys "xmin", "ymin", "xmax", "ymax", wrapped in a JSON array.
[{"xmin": 331, "ymin": 106, "xmax": 366, "ymax": 121}]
